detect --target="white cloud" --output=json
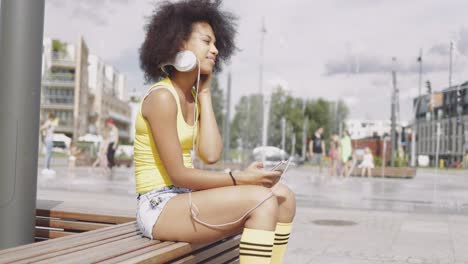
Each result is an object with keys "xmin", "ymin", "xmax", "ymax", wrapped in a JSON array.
[{"xmin": 43, "ymin": 0, "xmax": 468, "ymax": 123}]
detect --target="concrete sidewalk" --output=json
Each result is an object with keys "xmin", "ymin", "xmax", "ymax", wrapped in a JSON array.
[{"xmin": 36, "ymin": 162, "xmax": 468, "ymax": 264}]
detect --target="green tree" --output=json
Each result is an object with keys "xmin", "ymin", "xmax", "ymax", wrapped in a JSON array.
[
  {"xmin": 230, "ymin": 94, "xmax": 263, "ymax": 150},
  {"xmin": 328, "ymin": 99, "xmax": 349, "ymax": 135},
  {"xmin": 210, "ymin": 75, "xmax": 224, "ymax": 132},
  {"xmin": 229, "ymin": 88, "xmax": 350, "ymax": 157},
  {"xmin": 52, "ymin": 39, "xmax": 66, "ymax": 54}
]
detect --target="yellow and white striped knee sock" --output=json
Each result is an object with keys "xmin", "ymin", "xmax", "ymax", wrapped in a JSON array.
[
  {"xmin": 271, "ymin": 222, "xmax": 293, "ymax": 264},
  {"xmin": 239, "ymin": 228, "xmax": 274, "ymax": 264}
]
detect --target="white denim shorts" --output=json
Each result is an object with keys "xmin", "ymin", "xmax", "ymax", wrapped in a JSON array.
[{"xmin": 136, "ymin": 186, "xmax": 192, "ymax": 239}]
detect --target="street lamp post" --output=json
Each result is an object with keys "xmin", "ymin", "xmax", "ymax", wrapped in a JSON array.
[
  {"xmin": 259, "ymin": 18, "xmax": 267, "ymax": 162},
  {"xmin": 411, "ymin": 49, "xmax": 423, "ymax": 167},
  {"xmin": 390, "ymin": 57, "xmax": 398, "ymax": 167},
  {"xmin": 0, "ymin": 0, "xmax": 45, "ymax": 249},
  {"xmin": 301, "ymin": 99, "xmax": 308, "ymax": 160}
]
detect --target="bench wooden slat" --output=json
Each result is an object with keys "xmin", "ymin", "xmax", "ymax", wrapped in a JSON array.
[
  {"xmin": 2, "ymin": 199, "xmax": 242, "ymax": 264},
  {"xmin": 36, "ymin": 208, "xmax": 134, "ymax": 224},
  {"xmin": 192, "ymin": 235, "xmax": 240, "ymax": 263},
  {"xmin": 118, "ymin": 242, "xmax": 193, "ymax": 264},
  {"xmin": 170, "ymin": 235, "xmax": 240, "ymax": 264},
  {"xmin": 36, "ymin": 236, "xmax": 155, "ymax": 264},
  {"xmin": 203, "ymin": 247, "xmax": 239, "ymax": 264},
  {"xmin": 36, "ymin": 199, "xmax": 135, "ymax": 224},
  {"xmin": 96, "ymin": 241, "xmax": 175, "ymax": 264},
  {"xmin": 170, "ymin": 255, "xmax": 196, "ymax": 264},
  {"xmin": 224, "ymin": 258, "xmax": 240, "ymax": 264},
  {"xmin": 35, "ymin": 228, "xmax": 75, "ymax": 239},
  {"xmin": 0, "ymin": 221, "xmax": 135, "ymax": 257},
  {"xmin": 0, "ymin": 222, "xmax": 137, "ymax": 263},
  {"xmin": 15, "ymin": 232, "xmax": 140, "ymax": 264},
  {"xmin": 36, "ymin": 217, "xmax": 113, "ymax": 232}
]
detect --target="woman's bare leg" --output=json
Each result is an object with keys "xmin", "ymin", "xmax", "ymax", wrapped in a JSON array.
[
  {"xmin": 271, "ymin": 183, "xmax": 296, "ymax": 223},
  {"xmin": 153, "ymin": 185, "xmax": 279, "ymax": 244}
]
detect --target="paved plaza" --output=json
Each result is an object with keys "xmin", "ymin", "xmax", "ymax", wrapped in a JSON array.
[{"xmin": 36, "ymin": 159, "xmax": 468, "ymax": 264}]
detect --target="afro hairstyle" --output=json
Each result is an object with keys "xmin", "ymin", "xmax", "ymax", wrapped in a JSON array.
[{"xmin": 139, "ymin": 0, "xmax": 237, "ymax": 83}]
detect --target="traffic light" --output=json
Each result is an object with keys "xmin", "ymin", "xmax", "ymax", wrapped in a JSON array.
[{"xmin": 426, "ymin": 80, "xmax": 432, "ymax": 94}]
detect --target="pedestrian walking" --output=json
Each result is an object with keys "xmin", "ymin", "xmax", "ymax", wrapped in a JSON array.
[
  {"xmin": 92, "ymin": 132, "xmax": 111, "ymax": 176},
  {"xmin": 105, "ymin": 118, "xmax": 119, "ymax": 171},
  {"xmin": 328, "ymin": 134, "xmax": 340, "ymax": 179},
  {"xmin": 309, "ymin": 127, "xmax": 326, "ymax": 174},
  {"xmin": 39, "ymin": 113, "xmax": 58, "ymax": 176},
  {"xmin": 340, "ymin": 130, "xmax": 353, "ymax": 179}
]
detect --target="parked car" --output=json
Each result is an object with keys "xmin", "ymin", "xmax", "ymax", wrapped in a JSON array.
[{"xmin": 250, "ymin": 146, "xmax": 304, "ymax": 168}]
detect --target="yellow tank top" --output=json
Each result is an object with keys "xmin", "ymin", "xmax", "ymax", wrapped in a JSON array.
[{"xmin": 134, "ymin": 77, "xmax": 199, "ymax": 194}]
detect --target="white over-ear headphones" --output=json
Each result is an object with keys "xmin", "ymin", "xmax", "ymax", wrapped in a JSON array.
[{"xmin": 161, "ymin": 50, "xmax": 198, "ymax": 74}]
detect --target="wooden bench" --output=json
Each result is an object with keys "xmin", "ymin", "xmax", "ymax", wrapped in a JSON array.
[
  {"xmin": 350, "ymin": 166, "xmax": 417, "ymax": 178},
  {"xmin": 0, "ymin": 200, "xmax": 240, "ymax": 263}
]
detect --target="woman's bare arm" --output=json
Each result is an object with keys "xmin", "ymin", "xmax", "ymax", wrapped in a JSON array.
[
  {"xmin": 142, "ymin": 88, "xmax": 280, "ymax": 190},
  {"xmin": 195, "ymin": 91, "xmax": 223, "ymax": 164}
]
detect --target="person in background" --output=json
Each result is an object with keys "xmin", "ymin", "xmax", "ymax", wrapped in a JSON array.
[
  {"xmin": 358, "ymin": 147, "xmax": 374, "ymax": 177},
  {"xmin": 39, "ymin": 113, "xmax": 58, "ymax": 176},
  {"xmin": 328, "ymin": 134, "xmax": 340, "ymax": 180},
  {"xmin": 68, "ymin": 142, "xmax": 81, "ymax": 169},
  {"xmin": 340, "ymin": 130, "xmax": 353, "ymax": 179},
  {"xmin": 309, "ymin": 127, "xmax": 326, "ymax": 174},
  {"xmin": 105, "ymin": 118, "xmax": 119, "ymax": 171},
  {"xmin": 92, "ymin": 131, "xmax": 111, "ymax": 176}
]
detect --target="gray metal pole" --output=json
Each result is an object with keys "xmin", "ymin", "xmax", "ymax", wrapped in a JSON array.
[
  {"xmin": 0, "ymin": 0, "xmax": 45, "ymax": 249},
  {"xmin": 411, "ymin": 50, "xmax": 423, "ymax": 167},
  {"xmin": 291, "ymin": 132, "xmax": 296, "ymax": 157},
  {"xmin": 281, "ymin": 117, "xmax": 286, "ymax": 152},
  {"xmin": 302, "ymin": 118, "xmax": 308, "ymax": 160},
  {"xmin": 449, "ymin": 42, "xmax": 453, "ymax": 89},
  {"xmin": 390, "ymin": 57, "xmax": 397, "ymax": 167},
  {"xmin": 224, "ymin": 71, "xmax": 231, "ymax": 161},
  {"xmin": 258, "ymin": 18, "xmax": 266, "ymax": 148}
]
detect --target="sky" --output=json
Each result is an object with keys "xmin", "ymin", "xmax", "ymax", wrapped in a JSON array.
[{"xmin": 43, "ymin": 0, "xmax": 468, "ymax": 123}]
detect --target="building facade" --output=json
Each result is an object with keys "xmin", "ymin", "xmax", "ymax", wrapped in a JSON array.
[
  {"xmin": 88, "ymin": 55, "xmax": 132, "ymax": 142},
  {"xmin": 414, "ymin": 81, "xmax": 468, "ymax": 166},
  {"xmin": 346, "ymin": 119, "xmax": 406, "ymax": 140},
  {"xmin": 40, "ymin": 37, "xmax": 132, "ymax": 143}
]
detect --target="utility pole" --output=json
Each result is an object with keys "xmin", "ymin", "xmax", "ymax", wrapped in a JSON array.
[
  {"xmin": 448, "ymin": 41, "xmax": 454, "ymax": 163},
  {"xmin": 335, "ymin": 100, "xmax": 339, "ymax": 134},
  {"xmin": 246, "ymin": 98, "xmax": 250, "ymax": 148},
  {"xmin": 301, "ymin": 100, "xmax": 308, "ymax": 160},
  {"xmin": 0, "ymin": 0, "xmax": 45, "ymax": 249},
  {"xmin": 281, "ymin": 117, "xmax": 286, "ymax": 151},
  {"xmin": 291, "ymin": 132, "xmax": 296, "ymax": 157},
  {"xmin": 259, "ymin": 17, "xmax": 266, "ymax": 96},
  {"xmin": 258, "ymin": 17, "xmax": 269, "ymax": 163},
  {"xmin": 456, "ymin": 84, "xmax": 464, "ymax": 163},
  {"xmin": 411, "ymin": 49, "xmax": 423, "ymax": 167},
  {"xmin": 223, "ymin": 72, "xmax": 232, "ymax": 161},
  {"xmin": 449, "ymin": 41, "xmax": 453, "ymax": 89},
  {"xmin": 259, "ymin": 17, "xmax": 266, "ymax": 150},
  {"xmin": 390, "ymin": 57, "xmax": 397, "ymax": 167}
]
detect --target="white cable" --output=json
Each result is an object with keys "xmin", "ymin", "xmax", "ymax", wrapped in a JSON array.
[
  {"xmin": 186, "ymin": 57, "xmax": 293, "ymax": 228},
  {"xmin": 188, "ymin": 159, "xmax": 292, "ymax": 228},
  {"xmin": 191, "ymin": 59, "xmax": 200, "ymax": 150}
]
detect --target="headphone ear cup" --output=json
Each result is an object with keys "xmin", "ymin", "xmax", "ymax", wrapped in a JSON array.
[{"xmin": 173, "ymin": 50, "xmax": 197, "ymax": 72}]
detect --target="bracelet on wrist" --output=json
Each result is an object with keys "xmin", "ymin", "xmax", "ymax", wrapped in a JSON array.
[{"xmin": 228, "ymin": 171, "xmax": 237, "ymax": 186}]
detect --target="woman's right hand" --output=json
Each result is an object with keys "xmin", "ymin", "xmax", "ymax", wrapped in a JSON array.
[{"xmin": 234, "ymin": 162, "xmax": 282, "ymax": 188}]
